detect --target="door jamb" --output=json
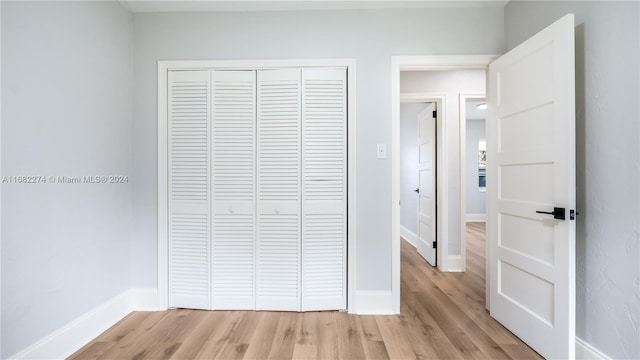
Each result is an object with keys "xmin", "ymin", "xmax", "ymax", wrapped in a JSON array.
[{"xmin": 391, "ymin": 55, "xmax": 498, "ymax": 313}]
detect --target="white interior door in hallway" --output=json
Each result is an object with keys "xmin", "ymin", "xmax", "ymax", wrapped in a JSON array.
[
  {"xmin": 416, "ymin": 103, "xmax": 436, "ymax": 266},
  {"xmin": 487, "ymin": 14, "xmax": 576, "ymax": 359},
  {"xmin": 167, "ymin": 67, "xmax": 347, "ymax": 312}
]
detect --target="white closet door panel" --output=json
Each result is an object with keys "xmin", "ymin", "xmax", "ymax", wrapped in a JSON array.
[
  {"xmin": 302, "ymin": 213, "xmax": 345, "ymax": 310},
  {"xmin": 212, "ymin": 70, "xmax": 255, "ymax": 201},
  {"xmin": 257, "ymin": 214, "xmax": 300, "ymax": 310},
  {"xmin": 257, "ymin": 69, "xmax": 301, "ymax": 311},
  {"xmin": 301, "ymin": 68, "xmax": 347, "ymax": 311},
  {"xmin": 304, "ymin": 200, "xmax": 343, "ymax": 214},
  {"xmin": 258, "ymin": 200, "xmax": 298, "ymax": 215},
  {"xmin": 302, "ymin": 69, "xmax": 346, "ymax": 202},
  {"xmin": 168, "ymin": 70, "xmax": 211, "ymax": 310},
  {"xmin": 213, "ymin": 201, "xmax": 253, "ymax": 215},
  {"xmin": 257, "ymin": 69, "xmax": 301, "ymax": 201},
  {"xmin": 212, "ymin": 70, "xmax": 256, "ymax": 310},
  {"xmin": 212, "ymin": 212, "xmax": 254, "ymax": 309}
]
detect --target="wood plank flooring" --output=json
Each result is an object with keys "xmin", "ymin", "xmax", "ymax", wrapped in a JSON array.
[{"xmin": 69, "ymin": 223, "xmax": 542, "ymax": 359}]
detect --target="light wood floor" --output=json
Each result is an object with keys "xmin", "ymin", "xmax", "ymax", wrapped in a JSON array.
[{"xmin": 70, "ymin": 223, "xmax": 542, "ymax": 359}]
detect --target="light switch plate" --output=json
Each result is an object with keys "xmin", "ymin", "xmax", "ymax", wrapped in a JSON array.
[{"xmin": 377, "ymin": 143, "xmax": 387, "ymax": 159}]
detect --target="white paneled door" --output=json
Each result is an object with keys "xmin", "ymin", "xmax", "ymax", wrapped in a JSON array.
[
  {"xmin": 487, "ymin": 14, "xmax": 576, "ymax": 359},
  {"xmin": 167, "ymin": 66, "xmax": 347, "ymax": 313},
  {"xmin": 416, "ymin": 104, "xmax": 436, "ymax": 266}
]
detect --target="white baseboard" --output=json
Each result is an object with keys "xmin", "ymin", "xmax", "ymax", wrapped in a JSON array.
[
  {"xmin": 9, "ymin": 290, "xmax": 133, "ymax": 360},
  {"xmin": 400, "ymin": 226, "xmax": 417, "ymax": 247},
  {"xmin": 576, "ymin": 337, "xmax": 610, "ymax": 360},
  {"xmin": 354, "ymin": 291, "xmax": 393, "ymax": 314},
  {"xmin": 8, "ymin": 288, "xmax": 161, "ymax": 360},
  {"xmin": 466, "ymin": 213, "xmax": 486, "ymax": 222},
  {"xmin": 446, "ymin": 255, "xmax": 464, "ymax": 272}
]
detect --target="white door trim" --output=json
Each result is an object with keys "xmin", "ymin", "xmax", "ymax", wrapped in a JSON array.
[
  {"xmin": 391, "ymin": 55, "xmax": 498, "ymax": 313},
  {"xmin": 458, "ymin": 93, "xmax": 486, "ymax": 276},
  {"xmin": 157, "ymin": 59, "xmax": 357, "ymax": 312}
]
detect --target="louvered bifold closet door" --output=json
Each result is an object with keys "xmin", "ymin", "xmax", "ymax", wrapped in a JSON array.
[
  {"xmin": 168, "ymin": 70, "xmax": 212, "ymax": 310},
  {"xmin": 256, "ymin": 69, "xmax": 302, "ymax": 311},
  {"xmin": 211, "ymin": 70, "xmax": 256, "ymax": 310},
  {"xmin": 301, "ymin": 68, "xmax": 347, "ymax": 311}
]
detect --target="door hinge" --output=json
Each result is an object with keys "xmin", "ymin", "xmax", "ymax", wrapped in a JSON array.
[
  {"xmin": 432, "ymin": 110, "xmax": 437, "ymax": 118},
  {"xmin": 570, "ymin": 209, "xmax": 579, "ymax": 220},
  {"xmin": 432, "ymin": 241, "xmax": 437, "ymax": 249}
]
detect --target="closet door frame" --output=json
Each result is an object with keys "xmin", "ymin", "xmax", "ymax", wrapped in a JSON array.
[{"xmin": 157, "ymin": 59, "xmax": 356, "ymax": 312}]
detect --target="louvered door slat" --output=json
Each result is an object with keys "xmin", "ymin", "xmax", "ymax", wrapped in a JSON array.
[
  {"xmin": 212, "ymin": 70, "xmax": 256, "ymax": 310},
  {"xmin": 256, "ymin": 69, "xmax": 301, "ymax": 311},
  {"xmin": 168, "ymin": 70, "xmax": 211, "ymax": 310},
  {"xmin": 302, "ymin": 68, "xmax": 347, "ymax": 311}
]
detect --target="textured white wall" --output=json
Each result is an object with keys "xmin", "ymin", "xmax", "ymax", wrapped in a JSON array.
[
  {"xmin": 0, "ymin": 2, "xmax": 3, "ymax": 357},
  {"xmin": 465, "ymin": 119, "xmax": 486, "ymax": 216},
  {"xmin": 505, "ymin": 2, "xmax": 640, "ymax": 359},
  {"xmin": 1, "ymin": 2, "xmax": 133, "ymax": 357},
  {"xmin": 400, "ymin": 70, "xmax": 486, "ymax": 255},
  {"xmin": 399, "ymin": 103, "xmax": 429, "ymax": 236},
  {"xmin": 131, "ymin": 9, "xmax": 504, "ymax": 291}
]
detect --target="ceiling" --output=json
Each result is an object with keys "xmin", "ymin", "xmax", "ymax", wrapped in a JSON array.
[
  {"xmin": 466, "ymin": 100, "xmax": 486, "ymax": 121},
  {"xmin": 121, "ymin": 0, "xmax": 509, "ymax": 13}
]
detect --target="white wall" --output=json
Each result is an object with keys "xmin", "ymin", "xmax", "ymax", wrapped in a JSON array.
[
  {"xmin": 505, "ymin": 2, "xmax": 640, "ymax": 359},
  {"xmin": 399, "ymin": 103, "xmax": 429, "ymax": 241},
  {"xmin": 0, "ymin": 2, "xmax": 3, "ymax": 356},
  {"xmin": 132, "ymin": 9, "xmax": 504, "ymax": 292},
  {"xmin": 1, "ymin": 2, "xmax": 133, "ymax": 357},
  {"xmin": 466, "ymin": 119, "xmax": 486, "ymax": 217},
  {"xmin": 400, "ymin": 70, "xmax": 486, "ymax": 255}
]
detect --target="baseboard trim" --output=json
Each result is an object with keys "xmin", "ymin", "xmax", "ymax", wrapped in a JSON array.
[
  {"xmin": 400, "ymin": 226, "xmax": 417, "ymax": 247},
  {"xmin": 354, "ymin": 291, "xmax": 393, "ymax": 315},
  {"xmin": 576, "ymin": 337, "xmax": 610, "ymax": 360},
  {"xmin": 9, "ymin": 290, "xmax": 133, "ymax": 360},
  {"xmin": 8, "ymin": 288, "xmax": 161, "ymax": 359},
  {"xmin": 446, "ymin": 255, "xmax": 464, "ymax": 272},
  {"xmin": 466, "ymin": 213, "xmax": 486, "ymax": 222}
]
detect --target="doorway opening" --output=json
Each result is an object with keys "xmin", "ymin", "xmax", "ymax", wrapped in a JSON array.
[
  {"xmin": 390, "ymin": 55, "xmax": 497, "ymax": 313},
  {"xmin": 460, "ymin": 96, "xmax": 488, "ymax": 305},
  {"xmin": 399, "ymin": 101, "xmax": 440, "ymax": 268},
  {"xmin": 392, "ymin": 16, "xmax": 576, "ymax": 358}
]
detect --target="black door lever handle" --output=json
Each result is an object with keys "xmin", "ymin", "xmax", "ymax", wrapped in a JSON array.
[
  {"xmin": 414, "ymin": 188, "xmax": 420, "ymax": 194},
  {"xmin": 536, "ymin": 207, "xmax": 566, "ymax": 220}
]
